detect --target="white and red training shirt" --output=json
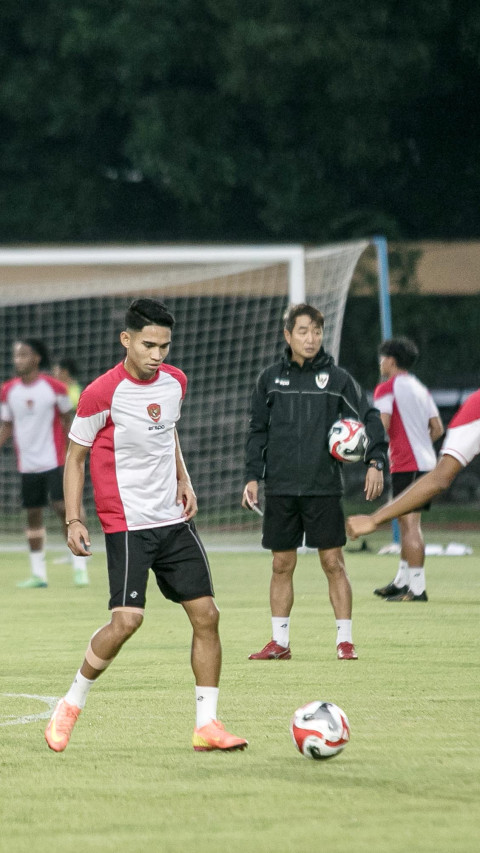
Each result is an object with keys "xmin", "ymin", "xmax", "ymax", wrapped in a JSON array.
[
  {"xmin": 0, "ymin": 374, "xmax": 71, "ymax": 473},
  {"xmin": 69, "ymin": 361, "xmax": 188, "ymax": 534},
  {"xmin": 441, "ymin": 389, "xmax": 480, "ymax": 467},
  {"xmin": 374, "ymin": 373, "xmax": 440, "ymax": 473}
]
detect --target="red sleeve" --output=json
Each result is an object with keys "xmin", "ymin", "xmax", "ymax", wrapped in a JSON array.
[{"xmin": 448, "ymin": 390, "xmax": 480, "ymax": 429}]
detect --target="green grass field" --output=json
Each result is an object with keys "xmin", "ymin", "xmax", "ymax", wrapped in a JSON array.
[{"xmin": 1, "ymin": 532, "xmax": 480, "ymax": 853}]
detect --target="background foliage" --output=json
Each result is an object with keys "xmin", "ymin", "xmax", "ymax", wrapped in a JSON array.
[{"xmin": 1, "ymin": 0, "xmax": 480, "ymax": 243}]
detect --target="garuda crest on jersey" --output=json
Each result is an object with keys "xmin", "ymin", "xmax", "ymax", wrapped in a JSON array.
[{"xmin": 147, "ymin": 403, "xmax": 161, "ymax": 423}]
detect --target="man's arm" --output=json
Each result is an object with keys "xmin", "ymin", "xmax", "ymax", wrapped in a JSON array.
[
  {"xmin": 174, "ymin": 429, "xmax": 197, "ymax": 520},
  {"xmin": 429, "ymin": 415, "xmax": 445, "ymax": 443},
  {"xmin": 64, "ymin": 439, "xmax": 92, "ymax": 556},
  {"xmin": 59, "ymin": 410, "xmax": 74, "ymax": 442},
  {"xmin": 346, "ymin": 454, "xmax": 462, "ymax": 539},
  {"xmin": 0, "ymin": 421, "xmax": 13, "ymax": 450}
]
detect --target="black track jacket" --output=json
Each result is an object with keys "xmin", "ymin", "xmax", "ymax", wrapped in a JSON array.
[{"xmin": 245, "ymin": 347, "xmax": 388, "ymax": 496}]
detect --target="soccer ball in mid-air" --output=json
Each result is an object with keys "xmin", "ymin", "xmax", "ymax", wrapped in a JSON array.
[
  {"xmin": 328, "ymin": 418, "xmax": 366, "ymax": 463},
  {"xmin": 290, "ymin": 701, "xmax": 350, "ymax": 760}
]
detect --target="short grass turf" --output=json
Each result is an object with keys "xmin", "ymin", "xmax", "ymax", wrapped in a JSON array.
[{"xmin": 1, "ymin": 539, "xmax": 480, "ymax": 853}]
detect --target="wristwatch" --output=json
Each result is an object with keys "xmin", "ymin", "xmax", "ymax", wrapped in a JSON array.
[{"xmin": 368, "ymin": 460, "xmax": 384, "ymax": 471}]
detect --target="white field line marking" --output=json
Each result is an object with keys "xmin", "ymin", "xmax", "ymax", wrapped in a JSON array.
[{"xmin": 0, "ymin": 693, "xmax": 58, "ymax": 726}]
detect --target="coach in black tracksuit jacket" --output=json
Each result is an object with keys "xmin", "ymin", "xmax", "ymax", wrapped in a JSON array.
[{"xmin": 243, "ymin": 303, "xmax": 388, "ymax": 662}]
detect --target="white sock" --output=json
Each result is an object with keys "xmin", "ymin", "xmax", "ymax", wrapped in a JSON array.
[
  {"xmin": 64, "ymin": 669, "xmax": 95, "ymax": 710},
  {"xmin": 71, "ymin": 554, "xmax": 89, "ymax": 573},
  {"xmin": 336, "ymin": 619, "xmax": 353, "ymax": 645},
  {"xmin": 195, "ymin": 686, "xmax": 219, "ymax": 728},
  {"xmin": 394, "ymin": 560, "xmax": 409, "ymax": 587},
  {"xmin": 409, "ymin": 567, "xmax": 426, "ymax": 595},
  {"xmin": 29, "ymin": 550, "xmax": 47, "ymax": 582},
  {"xmin": 272, "ymin": 617, "xmax": 290, "ymax": 648}
]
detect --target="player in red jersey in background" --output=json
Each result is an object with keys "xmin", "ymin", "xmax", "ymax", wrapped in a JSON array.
[
  {"xmin": 0, "ymin": 338, "xmax": 89, "ymax": 588},
  {"xmin": 346, "ymin": 389, "xmax": 480, "ymax": 540},
  {"xmin": 372, "ymin": 338, "xmax": 444, "ymax": 601},
  {"xmin": 45, "ymin": 298, "xmax": 247, "ymax": 754}
]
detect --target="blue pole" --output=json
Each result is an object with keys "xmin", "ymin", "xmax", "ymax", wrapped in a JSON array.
[{"xmin": 372, "ymin": 236, "xmax": 392, "ymax": 340}]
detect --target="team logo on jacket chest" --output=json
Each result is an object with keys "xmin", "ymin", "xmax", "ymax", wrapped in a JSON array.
[
  {"xmin": 147, "ymin": 403, "xmax": 161, "ymax": 422},
  {"xmin": 315, "ymin": 372, "xmax": 329, "ymax": 389}
]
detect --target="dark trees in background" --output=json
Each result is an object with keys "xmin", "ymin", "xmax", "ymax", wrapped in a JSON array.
[{"xmin": 1, "ymin": 0, "xmax": 480, "ymax": 244}]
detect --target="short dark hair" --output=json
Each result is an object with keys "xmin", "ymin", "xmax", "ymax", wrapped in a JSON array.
[
  {"xmin": 19, "ymin": 338, "xmax": 50, "ymax": 369},
  {"xmin": 55, "ymin": 357, "xmax": 78, "ymax": 377},
  {"xmin": 379, "ymin": 337, "xmax": 419, "ymax": 370},
  {"xmin": 283, "ymin": 303, "xmax": 324, "ymax": 333},
  {"xmin": 125, "ymin": 298, "xmax": 175, "ymax": 331}
]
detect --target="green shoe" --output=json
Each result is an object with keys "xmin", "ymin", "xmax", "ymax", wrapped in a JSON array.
[
  {"xmin": 74, "ymin": 569, "xmax": 89, "ymax": 587},
  {"xmin": 17, "ymin": 576, "xmax": 48, "ymax": 588}
]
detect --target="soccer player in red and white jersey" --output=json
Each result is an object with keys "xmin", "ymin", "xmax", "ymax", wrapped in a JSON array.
[
  {"xmin": 45, "ymin": 298, "xmax": 247, "ymax": 754},
  {"xmin": 372, "ymin": 338, "xmax": 444, "ymax": 601},
  {"xmin": 0, "ymin": 338, "xmax": 89, "ymax": 588},
  {"xmin": 346, "ymin": 388, "xmax": 480, "ymax": 541}
]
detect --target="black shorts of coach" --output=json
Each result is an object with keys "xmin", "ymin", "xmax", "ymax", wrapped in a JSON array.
[
  {"xmin": 21, "ymin": 466, "xmax": 64, "ymax": 509},
  {"xmin": 391, "ymin": 471, "xmax": 432, "ymax": 511},
  {"xmin": 105, "ymin": 520, "xmax": 214, "ymax": 610},
  {"xmin": 262, "ymin": 495, "xmax": 346, "ymax": 552}
]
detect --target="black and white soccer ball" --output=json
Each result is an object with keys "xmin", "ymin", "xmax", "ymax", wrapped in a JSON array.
[
  {"xmin": 290, "ymin": 701, "xmax": 350, "ymax": 760},
  {"xmin": 328, "ymin": 418, "xmax": 366, "ymax": 463}
]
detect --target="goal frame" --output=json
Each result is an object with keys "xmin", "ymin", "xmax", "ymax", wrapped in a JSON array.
[{"xmin": 0, "ymin": 239, "xmax": 392, "ymax": 336}]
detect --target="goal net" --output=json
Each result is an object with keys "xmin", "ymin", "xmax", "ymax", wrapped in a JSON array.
[{"xmin": 0, "ymin": 240, "xmax": 377, "ymax": 549}]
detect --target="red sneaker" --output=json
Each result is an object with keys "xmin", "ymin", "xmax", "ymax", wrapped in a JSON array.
[
  {"xmin": 248, "ymin": 640, "xmax": 292, "ymax": 660},
  {"xmin": 337, "ymin": 642, "xmax": 358, "ymax": 660},
  {"xmin": 193, "ymin": 719, "xmax": 248, "ymax": 751},
  {"xmin": 45, "ymin": 698, "xmax": 81, "ymax": 752}
]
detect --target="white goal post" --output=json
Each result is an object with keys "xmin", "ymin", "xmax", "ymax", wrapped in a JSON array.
[{"xmin": 0, "ymin": 239, "xmax": 390, "ymax": 548}]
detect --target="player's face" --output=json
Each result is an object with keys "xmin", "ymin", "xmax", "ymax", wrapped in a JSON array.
[
  {"xmin": 284, "ymin": 315, "xmax": 323, "ymax": 366},
  {"xmin": 13, "ymin": 342, "xmax": 41, "ymax": 379},
  {"xmin": 379, "ymin": 355, "xmax": 395, "ymax": 380},
  {"xmin": 121, "ymin": 325, "xmax": 172, "ymax": 381}
]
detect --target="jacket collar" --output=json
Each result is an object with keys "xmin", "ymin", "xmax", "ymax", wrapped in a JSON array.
[{"xmin": 282, "ymin": 346, "xmax": 334, "ymax": 371}]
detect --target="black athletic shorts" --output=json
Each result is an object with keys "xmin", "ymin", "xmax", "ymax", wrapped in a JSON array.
[
  {"xmin": 391, "ymin": 471, "xmax": 431, "ymax": 511},
  {"xmin": 105, "ymin": 520, "xmax": 214, "ymax": 609},
  {"xmin": 21, "ymin": 467, "xmax": 64, "ymax": 509},
  {"xmin": 262, "ymin": 495, "xmax": 346, "ymax": 551}
]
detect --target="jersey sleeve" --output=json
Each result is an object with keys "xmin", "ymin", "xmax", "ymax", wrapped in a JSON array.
[
  {"xmin": 69, "ymin": 411, "xmax": 109, "ymax": 447},
  {"xmin": 1, "ymin": 380, "xmax": 14, "ymax": 421},
  {"xmin": 373, "ymin": 378, "xmax": 394, "ymax": 415},
  {"xmin": 42, "ymin": 374, "xmax": 72, "ymax": 414},
  {"xmin": 440, "ymin": 390, "xmax": 480, "ymax": 466},
  {"xmin": 68, "ymin": 371, "xmax": 116, "ymax": 446}
]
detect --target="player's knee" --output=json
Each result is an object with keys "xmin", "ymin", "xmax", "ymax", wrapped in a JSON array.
[
  {"xmin": 112, "ymin": 610, "xmax": 144, "ymax": 640},
  {"xmin": 272, "ymin": 552, "xmax": 296, "ymax": 574},
  {"xmin": 320, "ymin": 553, "xmax": 345, "ymax": 577},
  {"xmin": 194, "ymin": 600, "xmax": 220, "ymax": 635}
]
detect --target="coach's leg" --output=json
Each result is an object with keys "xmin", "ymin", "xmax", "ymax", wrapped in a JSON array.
[
  {"xmin": 318, "ymin": 546, "xmax": 352, "ymax": 619},
  {"xmin": 319, "ymin": 546, "xmax": 357, "ymax": 658},
  {"xmin": 271, "ymin": 549, "xmax": 297, "ymax": 616}
]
